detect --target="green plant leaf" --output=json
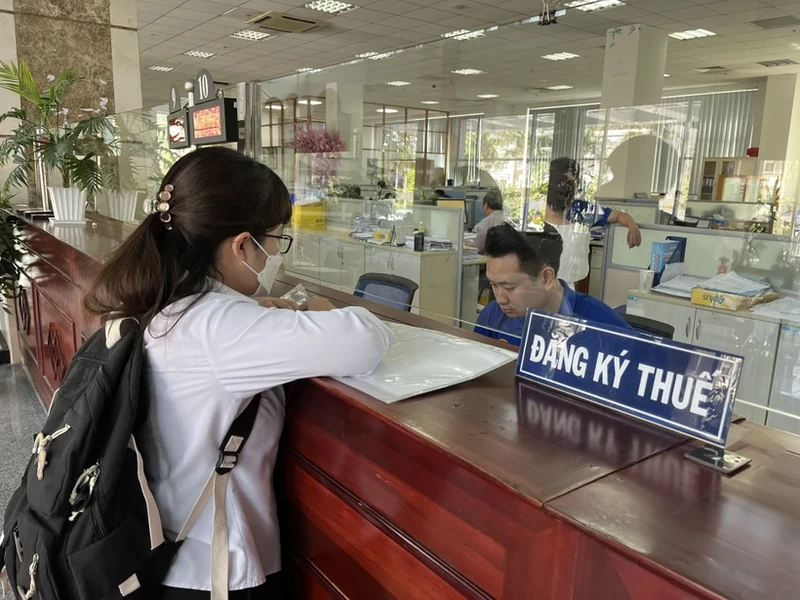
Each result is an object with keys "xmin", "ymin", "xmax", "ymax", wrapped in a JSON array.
[{"xmin": 0, "ymin": 61, "xmax": 42, "ymax": 106}]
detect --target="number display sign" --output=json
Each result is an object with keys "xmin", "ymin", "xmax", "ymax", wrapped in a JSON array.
[
  {"xmin": 515, "ymin": 310, "xmax": 743, "ymax": 447},
  {"xmin": 195, "ymin": 69, "xmax": 216, "ymax": 103}
]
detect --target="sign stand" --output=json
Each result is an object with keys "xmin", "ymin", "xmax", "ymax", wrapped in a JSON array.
[{"xmin": 684, "ymin": 446, "xmax": 751, "ymax": 475}]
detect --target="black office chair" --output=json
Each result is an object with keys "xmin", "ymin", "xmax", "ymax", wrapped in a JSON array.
[
  {"xmin": 354, "ymin": 273, "xmax": 419, "ymax": 312},
  {"xmin": 620, "ymin": 314, "xmax": 675, "ymax": 340}
]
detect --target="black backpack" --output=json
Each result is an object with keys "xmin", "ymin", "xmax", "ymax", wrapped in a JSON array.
[{"xmin": 1, "ymin": 318, "xmax": 259, "ymax": 600}]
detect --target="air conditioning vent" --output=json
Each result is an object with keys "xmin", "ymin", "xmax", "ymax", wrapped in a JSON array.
[
  {"xmin": 757, "ymin": 58, "xmax": 798, "ymax": 68},
  {"xmin": 247, "ymin": 11, "xmax": 324, "ymax": 34},
  {"xmin": 750, "ymin": 16, "xmax": 800, "ymax": 30}
]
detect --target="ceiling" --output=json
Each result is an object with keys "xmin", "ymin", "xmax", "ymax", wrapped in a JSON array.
[{"xmin": 138, "ymin": 0, "xmax": 800, "ymax": 113}]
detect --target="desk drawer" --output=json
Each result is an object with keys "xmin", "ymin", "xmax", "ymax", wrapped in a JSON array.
[{"xmin": 15, "ymin": 270, "xmax": 39, "ymax": 366}]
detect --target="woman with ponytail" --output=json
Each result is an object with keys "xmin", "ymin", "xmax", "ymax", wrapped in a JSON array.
[{"xmin": 85, "ymin": 147, "xmax": 394, "ymax": 599}]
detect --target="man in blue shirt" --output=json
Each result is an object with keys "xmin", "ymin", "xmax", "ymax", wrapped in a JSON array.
[{"xmin": 474, "ymin": 225, "xmax": 632, "ymax": 344}]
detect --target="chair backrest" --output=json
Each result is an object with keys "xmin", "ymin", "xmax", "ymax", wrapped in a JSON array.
[
  {"xmin": 355, "ymin": 273, "xmax": 419, "ymax": 312},
  {"xmin": 620, "ymin": 313, "xmax": 675, "ymax": 340}
]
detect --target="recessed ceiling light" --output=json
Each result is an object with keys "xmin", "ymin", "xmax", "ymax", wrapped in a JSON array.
[
  {"xmin": 230, "ymin": 29, "xmax": 271, "ymax": 41},
  {"xmin": 451, "ymin": 68, "xmax": 485, "ymax": 75},
  {"xmin": 368, "ymin": 52, "xmax": 393, "ymax": 60},
  {"xmin": 386, "ymin": 81, "xmax": 410, "ymax": 86},
  {"xmin": 303, "ymin": 0, "xmax": 357, "ymax": 15},
  {"xmin": 421, "ymin": 101, "xmax": 440, "ymax": 105},
  {"xmin": 565, "ymin": 0, "xmax": 624, "ymax": 11},
  {"xmin": 295, "ymin": 67, "xmax": 322, "ymax": 73},
  {"xmin": 266, "ymin": 104, "xmax": 284, "ymax": 110},
  {"xmin": 297, "ymin": 99, "xmax": 323, "ymax": 105},
  {"xmin": 442, "ymin": 29, "xmax": 484, "ymax": 41},
  {"xmin": 542, "ymin": 52, "xmax": 580, "ymax": 61},
  {"xmin": 355, "ymin": 52, "xmax": 378, "ymax": 58},
  {"xmin": 184, "ymin": 50, "xmax": 215, "ymax": 59},
  {"xmin": 664, "ymin": 73, "xmax": 671, "ymax": 77},
  {"xmin": 148, "ymin": 65, "xmax": 173, "ymax": 72},
  {"xmin": 547, "ymin": 85, "xmax": 573, "ymax": 90},
  {"xmin": 477, "ymin": 94, "xmax": 499, "ymax": 99},
  {"xmin": 669, "ymin": 28, "xmax": 716, "ymax": 40},
  {"xmin": 377, "ymin": 108, "xmax": 399, "ymax": 113}
]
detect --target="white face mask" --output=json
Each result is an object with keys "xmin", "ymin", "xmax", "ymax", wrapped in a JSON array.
[{"xmin": 242, "ymin": 237, "xmax": 283, "ymax": 296}]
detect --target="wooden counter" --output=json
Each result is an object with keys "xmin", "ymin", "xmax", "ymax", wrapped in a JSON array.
[{"xmin": 8, "ymin": 213, "xmax": 800, "ymax": 599}]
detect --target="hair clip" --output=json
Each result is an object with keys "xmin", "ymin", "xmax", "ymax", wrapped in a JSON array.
[{"xmin": 144, "ymin": 184, "xmax": 175, "ymax": 230}]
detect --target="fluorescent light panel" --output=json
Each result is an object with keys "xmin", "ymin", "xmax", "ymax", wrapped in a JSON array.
[
  {"xmin": 442, "ymin": 29, "xmax": 484, "ymax": 41},
  {"xmin": 421, "ymin": 101, "xmax": 439, "ymax": 105},
  {"xmin": 377, "ymin": 108, "xmax": 398, "ymax": 113},
  {"xmin": 297, "ymin": 99, "xmax": 323, "ymax": 105},
  {"xmin": 547, "ymin": 85, "xmax": 573, "ymax": 90},
  {"xmin": 451, "ymin": 68, "xmax": 484, "ymax": 75},
  {"xmin": 477, "ymin": 94, "xmax": 499, "ymax": 98},
  {"xmin": 669, "ymin": 28, "xmax": 716, "ymax": 40},
  {"xmin": 566, "ymin": 0, "xmax": 624, "ymax": 11},
  {"xmin": 184, "ymin": 50, "xmax": 215, "ymax": 58},
  {"xmin": 386, "ymin": 81, "xmax": 410, "ymax": 86},
  {"xmin": 303, "ymin": 0, "xmax": 357, "ymax": 14},
  {"xmin": 519, "ymin": 9, "xmax": 566, "ymax": 25},
  {"xmin": 230, "ymin": 29, "xmax": 271, "ymax": 41},
  {"xmin": 542, "ymin": 52, "xmax": 579, "ymax": 61},
  {"xmin": 355, "ymin": 52, "xmax": 378, "ymax": 58},
  {"xmin": 148, "ymin": 65, "xmax": 173, "ymax": 72}
]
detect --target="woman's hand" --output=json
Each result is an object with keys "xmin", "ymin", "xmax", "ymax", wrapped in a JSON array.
[
  {"xmin": 627, "ymin": 224, "xmax": 642, "ymax": 248},
  {"xmin": 256, "ymin": 297, "xmax": 301, "ymax": 311}
]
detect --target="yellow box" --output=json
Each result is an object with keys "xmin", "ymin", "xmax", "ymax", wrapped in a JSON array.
[
  {"xmin": 690, "ymin": 287, "xmax": 775, "ymax": 312},
  {"xmin": 291, "ymin": 201, "xmax": 326, "ymax": 231}
]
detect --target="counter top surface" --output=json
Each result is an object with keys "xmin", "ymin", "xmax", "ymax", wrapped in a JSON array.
[
  {"xmin": 286, "ymin": 227, "xmax": 458, "ymax": 257},
  {"xmin": 548, "ymin": 422, "xmax": 800, "ymax": 600}
]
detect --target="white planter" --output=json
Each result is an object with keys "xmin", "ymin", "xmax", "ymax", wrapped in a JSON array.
[
  {"xmin": 105, "ymin": 190, "xmax": 139, "ymax": 222},
  {"xmin": 48, "ymin": 186, "xmax": 87, "ymax": 223}
]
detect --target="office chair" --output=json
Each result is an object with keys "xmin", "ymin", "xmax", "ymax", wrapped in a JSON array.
[
  {"xmin": 620, "ymin": 314, "xmax": 675, "ymax": 340},
  {"xmin": 355, "ymin": 273, "xmax": 419, "ymax": 312}
]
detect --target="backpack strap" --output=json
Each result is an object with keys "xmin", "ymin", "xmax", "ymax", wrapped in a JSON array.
[{"xmin": 175, "ymin": 395, "xmax": 261, "ymax": 600}]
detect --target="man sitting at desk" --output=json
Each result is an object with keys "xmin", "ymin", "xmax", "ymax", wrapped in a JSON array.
[
  {"xmin": 471, "ymin": 189, "xmax": 506, "ymax": 254},
  {"xmin": 474, "ymin": 225, "xmax": 632, "ymax": 344}
]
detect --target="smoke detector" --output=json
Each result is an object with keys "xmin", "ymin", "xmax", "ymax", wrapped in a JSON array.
[{"xmin": 247, "ymin": 11, "xmax": 324, "ymax": 34}]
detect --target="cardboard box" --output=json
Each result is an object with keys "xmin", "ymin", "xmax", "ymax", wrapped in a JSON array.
[
  {"xmin": 291, "ymin": 201, "xmax": 326, "ymax": 231},
  {"xmin": 690, "ymin": 287, "xmax": 777, "ymax": 311}
]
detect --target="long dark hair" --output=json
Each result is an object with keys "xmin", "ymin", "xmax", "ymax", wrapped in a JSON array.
[
  {"xmin": 546, "ymin": 157, "xmax": 580, "ymax": 213},
  {"xmin": 84, "ymin": 147, "xmax": 292, "ymax": 326}
]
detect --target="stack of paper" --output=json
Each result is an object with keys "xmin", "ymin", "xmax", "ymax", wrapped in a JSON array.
[
  {"xmin": 695, "ymin": 272, "xmax": 771, "ymax": 296},
  {"xmin": 750, "ymin": 296, "xmax": 800, "ymax": 322},
  {"xmin": 652, "ymin": 275, "xmax": 708, "ymax": 298}
]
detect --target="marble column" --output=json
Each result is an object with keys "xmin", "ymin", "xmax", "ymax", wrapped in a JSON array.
[{"xmin": 0, "ymin": 0, "xmax": 142, "ymax": 203}]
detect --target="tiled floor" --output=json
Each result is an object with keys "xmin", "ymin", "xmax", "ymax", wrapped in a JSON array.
[{"xmin": 0, "ymin": 365, "xmax": 45, "ymax": 524}]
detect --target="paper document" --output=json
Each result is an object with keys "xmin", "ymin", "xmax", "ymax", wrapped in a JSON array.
[
  {"xmin": 750, "ymin": 296, "xmax": 800, "ymax": 322},
  {"xmin": 696, "ymin": 271, "xmax": 771, "ymax": 297},
  {"xmin": 335, "ymin": 323, "xmax": 517, "ymax": 403},
  {"xmin": 652, "ymin": 275, "xmax": 708, "ymax": 299}
]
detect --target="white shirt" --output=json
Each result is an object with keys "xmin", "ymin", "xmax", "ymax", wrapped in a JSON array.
[
  {"xmin": 471, "ymin": 210, "xmax": 506, "ymax": 254},
  {"xmin": 548, "ymin": 222, "xmax": 591, "ymax": 284},
  {"xmin": 138, "ymin": 284, "xmax": 394, "ymax": 591}
]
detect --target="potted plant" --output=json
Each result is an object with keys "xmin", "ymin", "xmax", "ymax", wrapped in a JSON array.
[
  {"xmin": 0, "ymin": 190, "xmax": 21, "ymax": 311},
  {"xmin": 0, "ymin": 61, "xmax": 114, "ymax": 223}
]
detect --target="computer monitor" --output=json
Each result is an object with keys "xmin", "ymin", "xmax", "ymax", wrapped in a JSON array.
[{"xmin": 435, "ymin": 198, "xmax": 468, "ymax": 224}]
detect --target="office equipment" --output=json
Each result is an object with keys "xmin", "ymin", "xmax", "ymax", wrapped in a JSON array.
[
  {"xmin": 435, "ymin": 199, "xmax": 467, "ymax": 224},
  {"xmin": 620, "ymin": 313, "xmax": 675, "ymax": 339}
]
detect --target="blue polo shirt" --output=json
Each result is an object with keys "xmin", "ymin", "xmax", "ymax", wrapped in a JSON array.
[{"xmin": 474, "ymin": 281, "xmax": 633, "ymax": 344}]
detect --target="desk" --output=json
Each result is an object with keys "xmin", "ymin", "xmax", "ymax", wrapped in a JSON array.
[{"xmin": 9, "ymin": 212, "xmax": 800, "ymax": 599}]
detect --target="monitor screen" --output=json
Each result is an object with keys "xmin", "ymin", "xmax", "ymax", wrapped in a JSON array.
[
  {"xmin": 192, "ymin": 105, "xmax": 223, "ymax": 141},
  {"xmin": 167, "ymin": 111, "xmax": 189, "ymax": 149},
  {"xmin": 436, "ymin": 199, "xmax": 468, "ymax": 223}
]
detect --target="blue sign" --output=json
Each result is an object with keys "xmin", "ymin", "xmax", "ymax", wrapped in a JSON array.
[{"xmin": 515, "ymin": 311, "xmax": 743, "ymax": 447}]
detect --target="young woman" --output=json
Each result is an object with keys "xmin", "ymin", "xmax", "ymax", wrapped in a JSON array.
[{"xmin": 84, "ymin": 147, "xmax": 394, "ymax": 599}]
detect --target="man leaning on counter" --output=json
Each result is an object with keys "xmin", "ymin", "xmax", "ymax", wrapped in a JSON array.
[{"xmin": 474, "ymin": 225, "xmax": 633, "ymax": 344}]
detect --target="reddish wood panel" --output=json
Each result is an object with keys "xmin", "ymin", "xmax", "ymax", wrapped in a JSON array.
[
  {"xmin": 35, "ymin": 285, "xmax": 77, "ymax": 393},
  {"xmin": 15, "ymin": 270, "xmax": 39, "ymax": 367},
  {"xmin": 284, "ymin": 553, "xmax": 345, "ymax": 600},
  {"xmin": 280, "ymin": 451, "xmax": 472, "ymax": 600},
  {"xmin": 285, "ymin": 380, "xmax": 584, "ymax": 599}
]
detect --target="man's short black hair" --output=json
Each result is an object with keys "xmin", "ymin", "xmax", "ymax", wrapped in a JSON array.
[
  {"xmin": 483, "ymin": 189, "xmax": 503, "ymax": 211},
  {"xmin": 485, "ymin": 224, "xmax": 545, "ymax": 278}
]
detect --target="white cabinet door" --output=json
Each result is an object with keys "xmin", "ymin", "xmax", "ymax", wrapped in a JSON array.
[
  {"xmin": 392, "ymin": 253, "xmax": 421, "ymax": 285},
  {"xmin": 626, "ymin": 295, "xmax": 696, "ymax": 343},
  {"xmin": 340, "ymin": 242, "xmax": 365, "ymax": 293},
  {"xmin": 767, "ymin": 324, "xmax": 800, "ymax": 435},
  {"xmin": 693, "ymin": 308, "xmax": 779, "ymax": 425},
  {"xmin": 318, "ymin": 238, "xmax": 342, "ymax": 288},
  {"xmin": 364, "ymin": 246, "xmax": 393, "ymax": 276}
]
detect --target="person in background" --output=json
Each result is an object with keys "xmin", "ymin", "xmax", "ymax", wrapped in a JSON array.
[
  {"xmin": 545, "ymin": 157, "xmax": 642, "ymax": 288},
  {"xmin": 85, "ymin": 147, "xmax": 394, "ymax": 599},
  {"xmin": 474, "ymin": 224, "xmax": 632, "ymax": 344},
  {"xmin": 471, "ymin": 189, "xmax": 506, "ymax": 254},
  {"xmin": 433, "ymin": 189, "xmax": 450, "ymax": 199}
]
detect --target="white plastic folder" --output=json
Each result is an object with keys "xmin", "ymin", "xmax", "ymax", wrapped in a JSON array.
[{"xmin": 335, "ymin": 323, "xmax": 518, "ymax": 404}]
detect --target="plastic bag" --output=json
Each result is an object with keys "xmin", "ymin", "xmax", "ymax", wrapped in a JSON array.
[{"xmin": 280, "ymin": 284, "xmax": 310, "ymax": 308}]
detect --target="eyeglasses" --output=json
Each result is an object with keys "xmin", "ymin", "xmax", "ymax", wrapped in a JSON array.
[{"xmin": 263, "ymin": 233, "xmax": 293, "ymax": 254}]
